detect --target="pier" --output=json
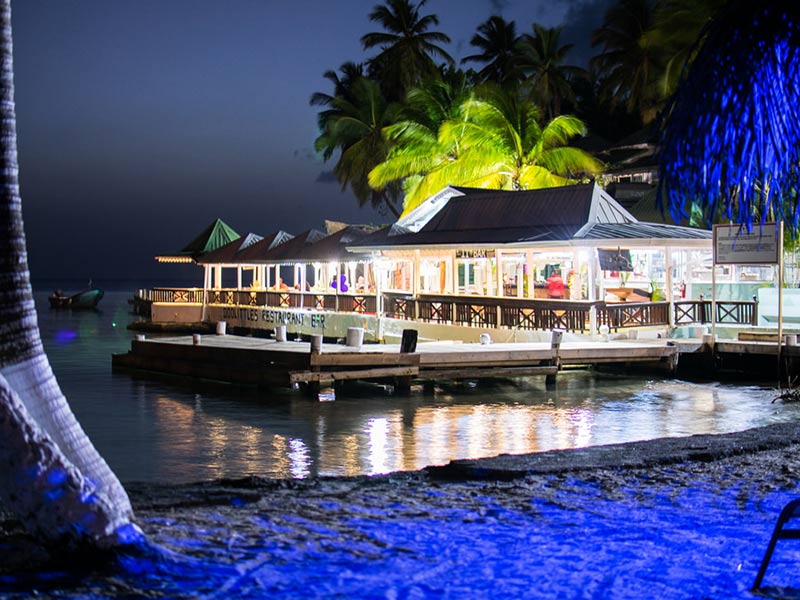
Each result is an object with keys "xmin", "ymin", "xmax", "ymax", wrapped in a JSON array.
[{"xmin": 112, "ymin": 332, "xmax": 680, "ymax": 393}]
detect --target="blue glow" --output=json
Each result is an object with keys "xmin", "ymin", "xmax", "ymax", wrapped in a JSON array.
[
  {"xmin": 659, "ymin": 1, "xmax": 800, "ymax": 235},
  {"xmin": 53, "ymin": 329, "xmax": 78, "ymax": 345},
  {"xmin": 46, "ymin": 469, "xmax": 67, "ymax": 486},
  {"xmin": 4, "ymin": 476, "xmax": 800, "ymax": 597}
]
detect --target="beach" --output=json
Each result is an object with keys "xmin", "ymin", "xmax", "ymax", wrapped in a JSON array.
[{"xmin": 3, "ymin": 421, "xmax": 800, "ymax": 598}]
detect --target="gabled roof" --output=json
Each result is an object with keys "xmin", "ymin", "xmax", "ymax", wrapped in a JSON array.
[
  {"xmin": 257, "ymin": 229, "xmax": 326, "ymax": 263},
  {"xmin": 293, "ymin": 226, "xmax": 372, "ymax": 262},
  {"xmin": 156, "ymin": 218, "xmax": 241, "ymax": 263},
  {"xmin": 181, "ymin": 218, "xmax": 240, "ymax": 255},
  {"xmin": 198, "ymin": 232, "xmax": 270, "ymax": 264},
  {"xmin": 350, "ymin": 183, "xmax": 709, "ymax": 250},
  {"xmin": 234, "ymin": 230, "xmax": 294, "ymax": 263}
]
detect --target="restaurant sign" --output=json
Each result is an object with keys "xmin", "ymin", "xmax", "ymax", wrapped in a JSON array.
[
  {"xmin": 713, "ymin": 223, "xmax": 781, "ymax": 265},
  {"xmin": 456, "ymin": 249, "xmax": 494, "ymax": 259}
]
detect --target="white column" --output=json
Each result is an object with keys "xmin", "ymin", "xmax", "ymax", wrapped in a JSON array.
[
  {"xmin": 526, "ymin": 251, "xmax": 535, "ymax": 299},
  {"xmin": 413, "ymin": 250, "xmax": 421, "ymax": 297},
  {"xmin": 495, "ymin": 249, "xmax": 503, "ymax": 297},
  {"xmin": 237, "ymin": 266, "xmax": 242, "ymax": 290}
]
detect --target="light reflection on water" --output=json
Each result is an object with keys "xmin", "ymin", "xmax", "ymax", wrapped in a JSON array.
[{"xmin": 33, "ymin": 289, "xmax": 800, "ymax": 484}]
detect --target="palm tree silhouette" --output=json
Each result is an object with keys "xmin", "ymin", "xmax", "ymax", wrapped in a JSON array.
[
  {"xmin": 461, "ymin": 15, "xmax": 521, "ymax": 85},
  {"xmin": 361, "ymin": 0, "xmax": 453, "ymax": 101}
]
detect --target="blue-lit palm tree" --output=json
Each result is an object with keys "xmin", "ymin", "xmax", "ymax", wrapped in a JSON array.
[
  {"xmin": 0, "ymin": 0, "xmax": 141, "ymax": 548},
  {"xmin": 658, "ymin": 0, "xmax": 800, "ymax": 235}
]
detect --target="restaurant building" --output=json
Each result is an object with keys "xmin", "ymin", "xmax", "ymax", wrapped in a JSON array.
[{"xmin": 147, "ymin": 184, "xmax": 770, "ymax": 342}]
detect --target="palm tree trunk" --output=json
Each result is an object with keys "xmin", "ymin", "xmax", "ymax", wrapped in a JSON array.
[{"xmin": 0, "ymin": 0, "xmax": 139, "ymax": 547}]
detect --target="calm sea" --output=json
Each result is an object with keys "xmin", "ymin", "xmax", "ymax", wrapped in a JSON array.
[{"xmin": 29, "ymin": 281, "xmax": 800, "ymax": 485}]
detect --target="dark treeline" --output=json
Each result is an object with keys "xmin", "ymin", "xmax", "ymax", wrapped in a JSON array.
[{"xmin": 311, "ymin": 0, "xmax": 727, "ymax": 217}]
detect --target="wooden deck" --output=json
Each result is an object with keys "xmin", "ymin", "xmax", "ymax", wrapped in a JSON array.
[{"xmin": 112, "ymin": 334, "xmax": 680, "ymax": 390}]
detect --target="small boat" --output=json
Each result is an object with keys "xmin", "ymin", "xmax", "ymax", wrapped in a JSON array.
[{"xmin": 48, "ymin": 287, "xmax": 104, "ymax": 309}]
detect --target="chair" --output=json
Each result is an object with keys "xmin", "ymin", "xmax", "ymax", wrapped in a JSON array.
[{"xmin": 753, "ymin": 498, "xmax": 800, "ymax": 590}]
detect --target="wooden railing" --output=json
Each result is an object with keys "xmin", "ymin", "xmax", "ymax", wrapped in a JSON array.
[
  {"xmin": 500, "ymin": 299, "xmax": 598, "ymax": 333},
  {"xmin": 151, "ymin": 288, "xmax": 205, "ymax": 303},
  {"xmin": 598, "ymin": 302, "xmax": 670, "ymax": 330},
  {"xmin": 149, "ymin": 287, "xmax": 759, "ymax": 331},
  {"xmin": 383, "ymin": 292, "xmax": 415, "ymax": 320},
  {"xmin": 674, "ymin": 295, "xmax": 758, "ymax": 326}
]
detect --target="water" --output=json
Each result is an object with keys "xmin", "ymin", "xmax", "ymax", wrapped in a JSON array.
[
  {"xmin": 8, "ymin": 283, "xmax": 800, "ymax": 598},
  {"xmin": 31, "ymin": 286, "xmax": 800, "ymax": 485}
]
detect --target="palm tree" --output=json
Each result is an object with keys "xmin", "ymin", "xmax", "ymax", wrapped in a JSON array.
[
  {"xmin": 371, "ymin": 84, "xmax": 603, "ymax": 213},
  {"xmin": 314, "ymin": 77, "xmax": 403, "ymax": 216},
  {"xmin": 309, "ymin": 61, "xmax": 365, "ymax": 111},
  {"xmin": 368, "ymin": 69, "xmax": 471, "ymax": 206},
  {"xmin": 361, "ymin": 0, "xmax": 454, "ymax": 101},
  {"xmin": 652, "ymin": 0, "xmax": 728, "ymax": 98},
  {"xmin": 0, "ymin": 0, "xmax": 140, "ymax": 548},
  {"xmin": 516, "ymin": 24, "xmax": 586, "ymax": 121},
  {"xmin": 461, "ymin": 15, "xmax": 521, "ymax": 85},
  {"xmin": 591, "ymin": 0, "xmax": 664, "ymax": 125},
  {"xmin": 658, "ymin": 0, "xmax": 800, "ymax": 234}
]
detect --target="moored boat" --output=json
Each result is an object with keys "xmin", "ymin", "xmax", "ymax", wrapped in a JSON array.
[{"xmin": 48, "ymin": 288, "xmax": 104, "ymax": 309}]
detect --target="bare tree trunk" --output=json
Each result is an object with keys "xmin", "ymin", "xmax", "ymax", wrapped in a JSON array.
[{"xmin": 0, "ymin": 0, "xmax": 139, "ymax": 548}]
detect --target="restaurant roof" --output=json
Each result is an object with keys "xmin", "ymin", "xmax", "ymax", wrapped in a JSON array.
[
  {"xmin": 292, "ymin": 226, "xmax": 374, "ymax": 262},
  {"xmin": 198, "ymin": 230, "xmax": 293, "ymax": 264},
  {"xmin": 257, "ymin": 229, "xmax": 327, "ymax": 263},
  {"xmin": 156, "ymin": 218, "xmax": 241, "ymax": 263},
  {"xmin": 350, "ymin": 184, "xmax": 710, "ymax": 251}
]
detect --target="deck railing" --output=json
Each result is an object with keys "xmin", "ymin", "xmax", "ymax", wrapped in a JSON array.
[
  {"xmin": 149, "ymin": 287, "xmax": 760, "ymax": 332},
  {"xmin": 598, "ymin": 301, "xmax": 670, "ymax": 330},
  {"xmin": 673, "ymin": 295, "xmax": 758, "ymax": 326}
]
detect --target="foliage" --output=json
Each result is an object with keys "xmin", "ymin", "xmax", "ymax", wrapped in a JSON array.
[
  {"xmin": 517, "ymin": 24, "xmax": 587, "ymax": 121},
  {"xmin": 313, "ymin": 77, "xmax": 403, "ymax": 216},
  {"xmin": 361, "ymin": 0, "xmax": 453, "ymax": 101},
  {"xmin": 658, "ymin": 0, "xmax": 800, "ymax": 237},
  {"xmin": 461, "ymin": 15, "xmax": 522, "ymax": 85},
  {"xmin": 370, "ymin": 84, "xmax": 603, "ymax": 214}
]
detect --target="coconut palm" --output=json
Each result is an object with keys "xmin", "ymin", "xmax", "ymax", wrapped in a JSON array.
[
  {"xmin": 658, "ymin": 0, "xmax": 800, "ymax": 234},
  {"xmin": 371, "ymin": 84, "xmax": 603, "ymax": 213},
  {"xmin": 309, "ymin": 61, "xmax": 365, "ymax": 113},
  {"xmin": 591, "ymin": 0, "xmax": 664, "ymax": 124},
  {"xmin": 461, "ymin": 15, "xmax": 521, "ymax": 85},
  {"xmin": 361, "ymin": 0, "xmax": 454, "ymax": 101},
  {"xmin": 653, "ymin": 0, "xmax": 728, "ymax": 98},
  {"xmin": 314, "ymin": 76, "xmax": 403, "ymax": 216},
  {"xmin": 0, "ymin": 0, "xmax": 140, "ymax": 548},
  {"xmin": 516, "ymin": 24, "xmax": 586, "ymax": 121}
]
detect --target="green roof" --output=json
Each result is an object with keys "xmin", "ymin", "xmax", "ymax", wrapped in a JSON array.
[{"xmin": 180, "ymin": 218, "xmax": 241, "ymax": 256}]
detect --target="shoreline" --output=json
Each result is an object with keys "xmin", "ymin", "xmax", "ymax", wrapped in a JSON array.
[{"xmin": 125, "ymin": 420, "xmax": 800, "ymax": 505}]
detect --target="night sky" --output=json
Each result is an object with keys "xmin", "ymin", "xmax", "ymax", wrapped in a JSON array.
[{"xmin": 11, "ymin": 0, "xmax": 613, "ymax": 284}]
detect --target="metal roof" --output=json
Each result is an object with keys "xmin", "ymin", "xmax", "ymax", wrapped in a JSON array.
[
  {"xmin": 350, "ymin": 184, "xmax": 709, "ymax": 251},
  {"xmin": 576, "ymin": 222, "xmax": 711, "ymax": 240},
  {"xmin": 292, "ymin": 226, "xmax": 373, "ymax": 262},
  {"xmin": 255, "ymin": 229, "xmax": 327, "ymax": 263},
  {"xmin": 198, "ymin": 231, "xmax": 292, "ymax": 264}
]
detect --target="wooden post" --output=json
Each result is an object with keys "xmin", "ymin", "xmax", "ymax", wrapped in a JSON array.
[
  {"xmin": 306, "ymin": 333, "xmax": 323, "ymax": 398},
  {"xmin": 546, "ymin": 328, "xmax": 564, "ymax": 388},
  {"xmin": 396, "ymin": 329, "xmax": 418, "ymax": 395}
]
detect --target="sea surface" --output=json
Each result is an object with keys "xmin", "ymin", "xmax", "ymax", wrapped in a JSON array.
[{"xmin": 31, "ymin": 281, "xmax": 800, "ymax": 485}]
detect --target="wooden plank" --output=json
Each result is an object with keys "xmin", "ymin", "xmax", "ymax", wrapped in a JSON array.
[
  {"xmin": 417, "ymin": 349, "xmax": 556, "ymax": 366},
  {"xmin": 418, "ymin": 366, "xmax": 558, "ymax": 380},
  {"xmin": 290, "ymin": 365, "xmax": 419, "ymax": 383},
  {"xmin": 559, "ymin": 347, "xmax": 671, "ymax": 360},
  {"xmin": 311, "ymin": 352, "xmax": 420, "ymax": 368},
  {"xmin": 416, "ymin": 358, "xmax": 556, "ymax": 368}
]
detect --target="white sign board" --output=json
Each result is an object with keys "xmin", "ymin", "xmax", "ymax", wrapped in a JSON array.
[{"xmin": 713, "ymin": 223, "xmax": 781, "ymax": 265}]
